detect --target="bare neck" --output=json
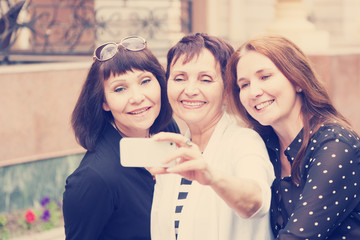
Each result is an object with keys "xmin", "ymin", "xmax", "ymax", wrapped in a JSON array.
[{"xmin": 187, "ymin": 112, "xmax": 223, "ymax": 152}]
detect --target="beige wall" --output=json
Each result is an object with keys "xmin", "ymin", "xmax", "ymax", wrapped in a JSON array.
[
  {"xmin": 0, "ymin": 62, "xmax": 90, "ymax": 167},
  {"xmin": 309, "ymin": 53, "xmax": 360, "ymax": 133}
]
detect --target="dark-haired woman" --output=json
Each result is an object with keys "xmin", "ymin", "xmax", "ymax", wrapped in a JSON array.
[
  {"xmin": 226, "ymin": 34, "xmax": 360, "ymax": 239},
  {"xmin": 62, "ymin": 36, "xmax": 179, "ymax": 240}
]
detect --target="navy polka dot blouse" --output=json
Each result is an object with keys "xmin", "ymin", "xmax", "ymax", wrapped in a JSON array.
[{"xmin": 265, "ymin": 123, "xmax": 360, "ymax": 239}]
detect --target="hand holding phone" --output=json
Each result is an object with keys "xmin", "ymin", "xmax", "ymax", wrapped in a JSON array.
[{"xmin": 120, "ymin": 138, "xmax": 177, "ymax": 167}]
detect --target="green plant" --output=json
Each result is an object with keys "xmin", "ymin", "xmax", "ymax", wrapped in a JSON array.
[
  {"xmin": 0, "ymin": 214, "xmax": 10, "ymax": 240},
  {"xmin": 39, "ymin": 198, "xmax": 62, "ymax": 231},
  {"xmin": 0, "ymin": 196, "xmax": 63, "ymax": 239}
]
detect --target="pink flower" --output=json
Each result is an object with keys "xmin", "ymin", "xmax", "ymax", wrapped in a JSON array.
[{"xmin": 25, "ymin": 210, "xmax": 36, "ymax": 223}]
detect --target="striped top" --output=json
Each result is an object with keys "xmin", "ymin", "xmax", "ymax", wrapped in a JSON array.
[{"xmin": 175, "ymin": 177, "xmax": 192, "ymax": 239}]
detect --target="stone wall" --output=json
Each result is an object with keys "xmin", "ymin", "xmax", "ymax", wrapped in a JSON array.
[
  {"xmin": 0, "ymin": 154, "xmax": 82, "ymax": 213},
  {"xmin": 309, "ymin": 52, "xmax": 360, "ymax": 133},
  {"xmin": 0, "ymin": 62, "xmax": 88, "ymax": 212},
  {"xmin": 0, "ymin": 62, "xmax": 89, "ymax": 167}
]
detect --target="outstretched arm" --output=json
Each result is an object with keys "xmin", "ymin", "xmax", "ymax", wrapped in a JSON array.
[{"xmin": 151, "ymin": 131, "xmax": 273, "ymax": 218}]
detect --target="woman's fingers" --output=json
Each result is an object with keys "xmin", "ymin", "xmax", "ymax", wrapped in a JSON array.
[
  {"xmin": 147, "ymin": 166, "xmax": 168, "ymax": 175},
  {"xmin": 160, "ymin": 145, "xmax": 201, "ymax": 165},
  {"xmin": 166, "ymin": 158, "xmax": 214, "ymax": 186},
  {"xmin": 152, "ymin": 132, "xmax": 208, "ymax": 182},
  {"xmin": 152, "ymin": 132, "xmax": 195, "ymax": 149}
]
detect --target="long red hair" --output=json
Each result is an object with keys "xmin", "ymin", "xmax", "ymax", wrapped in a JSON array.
[{"xmin": 225, "ymin": 34, "xmax": 352, "ymax": 183}]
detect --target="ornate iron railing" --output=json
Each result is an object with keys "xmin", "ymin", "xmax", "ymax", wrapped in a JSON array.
[{"xmin": 0, "ymin": 0, "xmax": 192, "ymax": 64}]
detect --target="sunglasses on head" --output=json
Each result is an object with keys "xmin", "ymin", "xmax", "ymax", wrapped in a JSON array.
[{"xmin": 93, "ymin": 36, "xmax": 147, "ymax": 62}]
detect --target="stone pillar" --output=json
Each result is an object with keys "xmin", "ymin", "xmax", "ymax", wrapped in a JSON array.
[
  {"xmin": 206, "ymin": 0, "xmax": 221, "ymax": 35},
  {"xmin": 358, "ymin": 2, "xmax": 360, "ymax": 42},
  {"xmin": 228, "ymin": 0, "xmax": 246, "ymax": 44},
  {"xmin": 266, "ymin": 0, "xmax": 329, "ymax": 53},
  {"xmin": 205, "ymin": 0, "xmax": 235, "ymax": 40},
  {"xmin": 342, "ymin": 0, "xmax": 360, "ymax": 45},
  {"xmin": 192, "ymin": 0, "xmax": 273, "ymax": 46},
  {"xmin": 307, "ymin": 0, "xmax": 360, "ymax": 47}
]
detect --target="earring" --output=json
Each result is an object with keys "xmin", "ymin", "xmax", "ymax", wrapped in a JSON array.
[{"xmin": 297, "ymin": 88, "xmax": 303, "ymax": 93}]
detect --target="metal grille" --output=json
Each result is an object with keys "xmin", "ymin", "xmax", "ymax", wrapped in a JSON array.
[{"xmin": 0, "ymin": 0, "xmax": 192, "ymax": 64}]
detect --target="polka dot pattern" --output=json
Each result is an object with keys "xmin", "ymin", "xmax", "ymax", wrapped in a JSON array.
[{"xmin": 266, "ymin": 123, "xmax": 360, "ymax": 239}]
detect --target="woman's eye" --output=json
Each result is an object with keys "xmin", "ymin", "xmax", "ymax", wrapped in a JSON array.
[
  {"xmin": 200, "ymin": 75, "xmax": 213, "ymax": 83},
  {"xmin": 201, "ymin": 78, "xmax": 212, "ymax": 83},
  {"xmin": 261, "ymin": 74, "xmax": 271, "ymax": 80},
  {"xmin": 239, "ymin": 82, "xmax": 249, "ymax": 89},
  {"xmin": 114, "ymin": 86, "xmax": 125, "ymax": 92},
  {"xmin": 174, "ymin": 76, "xmax": 185, "ymax": 82},
  {"xmin": 141, "ymin": 77, "xmax": 151, "ymax": 85}
]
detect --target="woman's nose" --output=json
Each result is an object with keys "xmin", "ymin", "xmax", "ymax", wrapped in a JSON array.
[
  {"xmin": 129, "ymin": 88, "xmax": 145, "ymax": 104},
  {"xmin": 249, "ymin": 82, "xmax": 263, "ymax": 98},
  {"xmin": 184, "ymin": 81, "xmax": 199, "ymax": 96}
]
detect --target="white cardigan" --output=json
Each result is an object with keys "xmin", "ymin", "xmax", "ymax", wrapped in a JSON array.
[{"xmin": 151, "ymin": 113, "xmax": 275, "ymax": 240}]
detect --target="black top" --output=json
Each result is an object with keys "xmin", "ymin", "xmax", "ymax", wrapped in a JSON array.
[
  {"xmin": 63, "ymin": 120, "xmax": 179, "ymax": 240},
  {"xmin": 265, "ymin": 123, "xmax": 360, "ymax": 240}
]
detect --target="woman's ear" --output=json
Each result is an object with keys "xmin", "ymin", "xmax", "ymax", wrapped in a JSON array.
[
  {"xmin": 222, "ymin": 95, "xmax": 228, "ymax": 106},
  {"xmin": 103, "ymin": 102, "xmax": 110, "ymax": 111}
]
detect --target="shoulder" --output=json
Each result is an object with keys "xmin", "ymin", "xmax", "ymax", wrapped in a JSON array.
[
  {"xmin": 219, "ymin": 119, "xmax": 268, "ymax": 159},
  {"xmin": 225, "ymin": 120, "xmax": 264, "ymax": 144},
  {"xmin": 63, "ymin": 165, "xmax": 113, "ymax": 213},
  {"xmin": 66, "ymin": 149, "xmax": 124, "ymax": 191},
  {"xmin": 307, "ymin": 123, "xmax": 360, "ymax": 163},
  {"xmin": 312, "ymin": 123, "xmax": 360, "ymax": 148},
  {"xmin": 65, "ymin": 154, "xmax": 109, "ymax": 190}
]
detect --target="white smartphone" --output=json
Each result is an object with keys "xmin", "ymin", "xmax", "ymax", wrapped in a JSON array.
[{"xmin": 119, "ymin": 138, "xmax": 177, "ymax": 167}]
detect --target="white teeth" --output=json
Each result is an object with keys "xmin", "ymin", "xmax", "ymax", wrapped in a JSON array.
[
  {"xmin": 182, "ymin": 101, "xmax": 205, "ymax": 106},
  {"xmin": 130, "ymin": 108, "xmax": 149, "ymax": 115},
  {"xmin": 255, "ymin": 100, "xmax": 274, "ymax": 110}
]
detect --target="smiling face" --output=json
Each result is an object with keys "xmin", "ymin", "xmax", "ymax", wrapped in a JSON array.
[
  {"xmin": 102, "ymin": 69, "xmax": 161, "ymax": 137},
  {"xmin": 236, "ymin": 51, "xmax": 303, "ymax": 131},
  {"xmin": 167, "ymin": 49, "xmax": 224, "ymax": 129}
]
